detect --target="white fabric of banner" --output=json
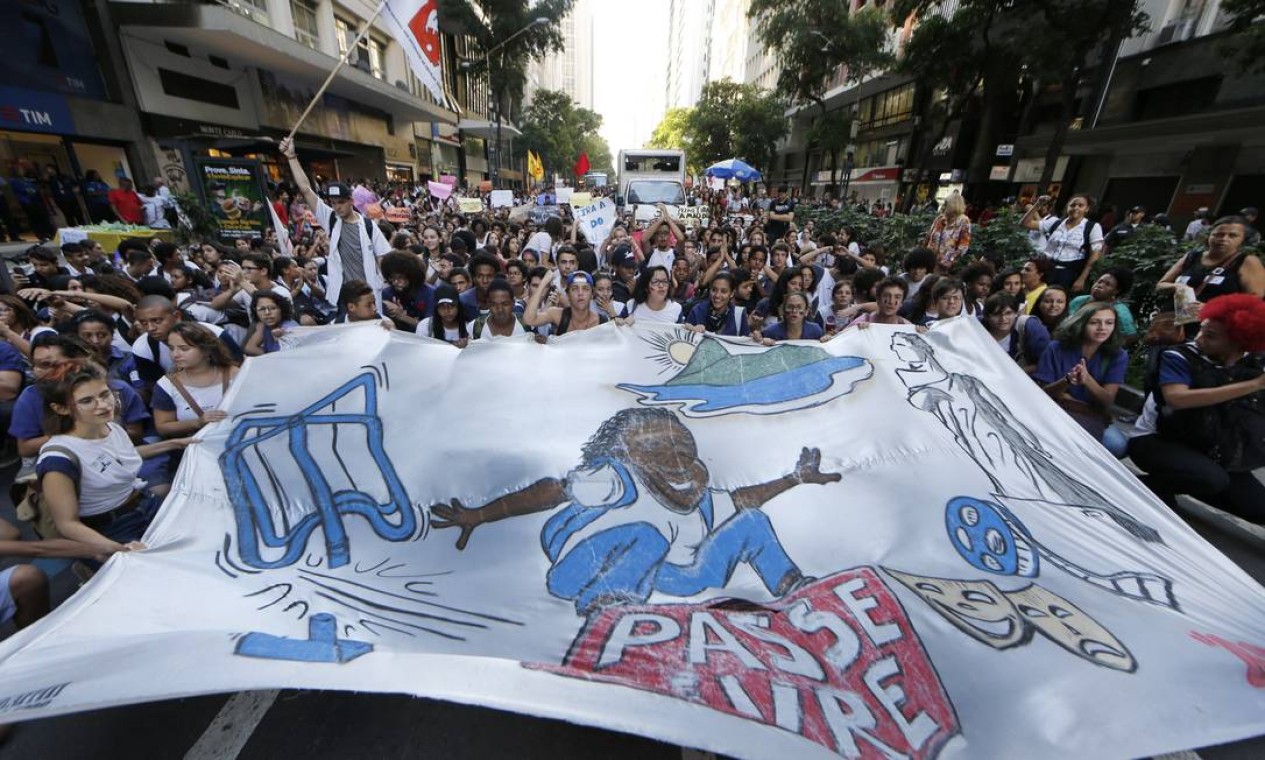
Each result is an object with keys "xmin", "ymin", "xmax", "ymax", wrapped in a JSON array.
[
  {"xmin": 574, "ymin": 198, "xmax": 616, "ymax": 250},
  {"xmin": 1, "ymin": 319, "xmax": 1264, "ymax": 760}
]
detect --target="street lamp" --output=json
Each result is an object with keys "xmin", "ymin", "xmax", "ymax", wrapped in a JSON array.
[
  {"xmin": 808, "ymin": 30, "xmax": 831, "ymax": 52},
  {"xmin": 461, "ymin": 17, "xmax": 549, "ymax": 188}
]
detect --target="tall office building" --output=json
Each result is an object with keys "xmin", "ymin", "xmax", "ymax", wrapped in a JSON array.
[
  {"xmin": 666, "ymin": 0, "xmax": 709, "ymax": 108},
  {"xmin": 526, "ymin": 0, "xmax": 594, "ymax": 109}
]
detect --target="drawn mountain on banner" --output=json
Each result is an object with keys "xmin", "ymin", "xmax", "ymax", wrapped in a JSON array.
[{"xmin": 619, "ymin": 338, "xmax": 873, "ymax": 417}]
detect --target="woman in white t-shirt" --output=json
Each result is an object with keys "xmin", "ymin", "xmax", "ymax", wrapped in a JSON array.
[
  {"xmin": 1021, "ymin": 193, "xmax": 1104, "ymax": 293},
  {"xmin": 619, "ymin": 266, "xmax": 683, "ymax": 325},
  {"xmin": 152, "ymin": 322, "xmax": 240, "ymax": 438},
  {"xmin": 36, "ymin": 361, "xmax": 190, "ymax": 550}
]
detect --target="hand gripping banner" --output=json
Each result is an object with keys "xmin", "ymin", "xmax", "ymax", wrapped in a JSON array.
[{"xmin": 1, "ymin": 320, "xmax": 1264, "ymax": 760}]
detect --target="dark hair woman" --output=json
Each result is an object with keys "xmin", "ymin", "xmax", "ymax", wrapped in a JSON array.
[
  {"xmin": 416, "ymin": 283, "xmax": 469, "ymax": 347},
  {"xmin": 37, "ymin": 360, "xmax": 189, "ymax": 551},
  {"xmin": 243, "ymin": 290, "xmax": 298, "ymax": 356},
  {"xmin": 152, "ymin": 322, "xmax": 239, "ymax": 438},
  {"xmin": 981, "ymin": 293, "xmax": 1049, "ymax": 375}
]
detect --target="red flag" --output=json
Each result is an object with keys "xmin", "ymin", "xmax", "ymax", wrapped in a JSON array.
[{"xmin": 573, "ymin": 152, "xmax": 590, "ymax": 177}]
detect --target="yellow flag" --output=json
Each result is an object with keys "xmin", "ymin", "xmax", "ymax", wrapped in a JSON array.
[{"xmin": 527, "ymin": 151, "xmax": 544, "ymax": 181}]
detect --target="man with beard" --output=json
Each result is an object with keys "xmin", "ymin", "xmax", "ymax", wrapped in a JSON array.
[{"xmin": 432, "ymin": 407, "xmax": 840, "ymax": 615}]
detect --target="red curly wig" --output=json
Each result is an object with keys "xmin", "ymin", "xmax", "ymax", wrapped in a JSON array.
[{"xmin": 1200, "ymin": 294, "xmax": 1265, "ymax": 352}]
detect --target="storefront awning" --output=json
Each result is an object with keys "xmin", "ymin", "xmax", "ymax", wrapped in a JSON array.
[
  {"xmin": 112, "ymin": 3, "xmax": 456, "ymax": 125},
  {"xmin": 457, "ymin": 119, "xmax": 522, "ymax": 139}
]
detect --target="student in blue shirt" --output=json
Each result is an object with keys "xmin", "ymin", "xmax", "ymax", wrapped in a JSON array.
[
  {"xmin": 685, "ymin": 272, "xmax": 749, "ymax": 337},
  {"xmin": 1035, "ymin": 301, "xmax": 1128, "ymax": 455},
  {"xmin": 757, "ymin": 292, "xmax": 824, "ymax": 344}
]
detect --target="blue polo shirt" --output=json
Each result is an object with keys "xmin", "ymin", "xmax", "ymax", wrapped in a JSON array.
[
  {"xmin": 1034, "ymin": 340, "xmax": 1127, "ymax": 404},
  {"xmin": 762, "ymin": 321, "xmax": 824, "ymax": 341},
  {"xmin": 8, "ymin": 380, "xmax": 150, "ymax": 442}
]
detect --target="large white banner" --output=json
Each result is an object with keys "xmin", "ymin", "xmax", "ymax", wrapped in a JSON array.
[{"xmin": 1, "ymin": 319, "xmax": 1264, "ymax": 759}]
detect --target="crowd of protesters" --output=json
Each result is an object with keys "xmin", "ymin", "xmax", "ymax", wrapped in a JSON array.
[{"xmin": 0, "ymin": 142, "xmax": 1262, "ymax": 669}]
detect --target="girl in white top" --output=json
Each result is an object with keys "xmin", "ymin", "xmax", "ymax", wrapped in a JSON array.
[
  {"xmin": 618, "ymin": 266, "xmax": 683, "ymax": 325},
  {"xmin": 37, "ymin": 361, "xmax": 190, "ymax": 550},
  {"xmin": 152, "ymin": 322, "xmax": 240, "ymax": 437}
]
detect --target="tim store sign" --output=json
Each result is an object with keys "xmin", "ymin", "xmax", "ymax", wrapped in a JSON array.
[{"xmin": 0, "ymin": 86, "xmax": 74, "ymax": 135}]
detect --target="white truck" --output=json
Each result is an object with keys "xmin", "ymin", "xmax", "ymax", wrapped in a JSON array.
[{"xmin": 616, "ymin": 149, "xmax": 687, "ymax": 223}]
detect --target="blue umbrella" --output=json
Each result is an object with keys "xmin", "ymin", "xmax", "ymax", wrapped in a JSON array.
[{"xmin": 705, "ymin": 158, "xmax": 762, "ymax": 182}]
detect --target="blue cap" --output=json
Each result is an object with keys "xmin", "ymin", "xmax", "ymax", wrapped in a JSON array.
[{"xmin": 567, "ymin": 271, "xmax": 594, "ymax": 287}]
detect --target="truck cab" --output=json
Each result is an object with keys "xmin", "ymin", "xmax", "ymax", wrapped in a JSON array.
[{"xmin": 617, "ymin": 150, "xmax": 687, "ymax": 224}]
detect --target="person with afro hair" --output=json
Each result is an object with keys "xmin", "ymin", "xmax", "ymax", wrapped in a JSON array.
[{"xmin": 1128, "ymin": 294, "xmax": 1265, "ymax": 523}]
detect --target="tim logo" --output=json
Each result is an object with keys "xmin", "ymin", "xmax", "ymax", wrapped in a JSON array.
[
  {"xmin": 533, "ymin": 568, "xmax": 958, "ymax": 758},
  {"xmin": 0, "ymin": 682, "xmax": 71, "ymax": 715}
]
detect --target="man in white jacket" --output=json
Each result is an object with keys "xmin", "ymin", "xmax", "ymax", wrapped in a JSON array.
[{"xmin": 279, "ymin": 137, "xmax": 390, "ymax": 309}]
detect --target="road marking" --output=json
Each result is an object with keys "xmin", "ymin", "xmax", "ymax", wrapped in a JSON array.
[{"xmin": 183, "ymin": 689, "xmax": 280, "ymax": 760}]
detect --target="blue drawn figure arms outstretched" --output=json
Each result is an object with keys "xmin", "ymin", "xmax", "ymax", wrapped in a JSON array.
[
  {"xmin": 432, "ymin": 407, "xmax": 840, "ymax": 614},
  {"xmin": 220, "ymin": 373, "xmax": 418, "ymax": 570}
]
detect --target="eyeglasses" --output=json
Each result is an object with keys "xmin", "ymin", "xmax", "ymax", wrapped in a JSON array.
[
  {"xmin": 241, "ymin": 266, "xmax": 262, "ymax": 272},
  {"xmin": 256, "ymin": 305, "xmax": 280, "ymax": 313},
  {"xmin": 649, "ymin": 279, "xmax": 670, "ymax": 286}
]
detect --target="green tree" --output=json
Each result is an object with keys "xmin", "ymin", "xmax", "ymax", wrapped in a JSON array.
[
  {"xmin": 748, "ymin": 0, "xmax": 892, "ymax": 110},
  {"xmin": 437, "ymin": 0, "xmax": 574, "ymax": 120},
  {"xmin": 1221, "ymin": 0, "xmax": 1265, "ymax": 74},
  {"xmin": 646, "ymin": 107, "xmax": 692, "ymax": 151},
  {"xmin": 582, "ymin": 133, "xmax": 616, "ymax": 179},
  {"xmin": 683, "ymin": 80, "xmax": 788, "ymax": 177},
  {"xmin": 518, "ymin": 89, "xmax": 604, "ymax": 180}
]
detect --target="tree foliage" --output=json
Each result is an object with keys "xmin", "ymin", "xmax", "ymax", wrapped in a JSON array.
[
  {"xmin": 646, "ymin": 107, "xmax": 692, "ymax": 151},
  {"xmin": 683, "ymin": 80, "xmax": 788, "ymax": 177},
  {"xmin": 748, "ymin": 0, "xmax": 893, "ymax": 109},
  {"xmin": 437, "ymin": 0, "xmax": 574, "ymax": 116},
  {"xmin": 1221, "ymin": 0, "xmax": 1265, "ymax": 74},
  {"xmin": 518, "ymin": 89, "xmax": 603, "ymax": 178},
  {"xmin": 582, "ymin": 133, "xmax": 616, "ymax": 179}
]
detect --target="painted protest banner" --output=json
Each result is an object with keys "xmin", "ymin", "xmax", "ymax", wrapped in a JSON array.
[
  {"xmin": 1, "ymin": 319, "xmax": 1264, "ymax": 760},
  {"xmin": 574, "ymin": 198, "xmax": 616, "ymax": 249},
  {"xmin": 458, "ymin": 197, "xmax": 484, "ymax": 214},
  {"xmin": 195, "ymin": 158, "xmax": 269, "ymax": 241},
  {"xmin": 679, "ymin": 206, "xmax": 709, "ymax": 230},
  {"xmin": 490, "ymin": 190, "xmax": 514, "ymax": 208},
  {"xmin": 384, "ymin": 206, "xmax": 413, "ymax": 224}
]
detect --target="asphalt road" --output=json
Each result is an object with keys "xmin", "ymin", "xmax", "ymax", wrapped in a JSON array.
[{"xmin": 1, "ymin": 461, "xmax": 1263, "ymax": 760}]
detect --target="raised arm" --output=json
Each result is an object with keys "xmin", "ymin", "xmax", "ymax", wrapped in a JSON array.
[
  {"xmin": 521, "ymin": 275, "xmax": 558, "ymax": 328},
  {"xmin": 279, "ymin": 137, "xmax": 320, "ymax": 213},
  {"xmin": 730, "ymin": 447, "xmax": 840, "ymax": 510}
]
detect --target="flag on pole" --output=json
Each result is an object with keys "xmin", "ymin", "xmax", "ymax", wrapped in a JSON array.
[
  {"xmin": 527, "ymin": 151, "xmax": 544, "ymax": 182},
  {"xmin": 267, "ymin": 200, "xmax": 293, "ymax": 257},
  {"xmin": 573, "ymin": 151, "xmax": 590, "ymax": 178},
  {"xmin": 381, "ymin": 0, "xmax": 444, "ymax": 103}
]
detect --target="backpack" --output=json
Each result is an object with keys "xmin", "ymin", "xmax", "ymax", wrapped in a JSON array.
[
  {"xmin": 327, "ymin": 210, "xmax": 377, "ymax": 251},
  {"xmin": 1044, "ymin": 217, "xmax": 1094, "ymax": 256},
  {"xmin": 15, "ymin": 445, "xmax": 82, "ymax": 539},
  {"xmin": 1149, "ymin": 344, "xmax": 1265, "ymax": 471}
]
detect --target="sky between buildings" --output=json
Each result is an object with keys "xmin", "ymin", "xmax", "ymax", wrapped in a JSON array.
[{"xmin": 591, "ymin": 0, "xmax": 670, "ymax": 157}]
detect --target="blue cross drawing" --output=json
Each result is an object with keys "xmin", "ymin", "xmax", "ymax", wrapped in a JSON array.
[
  {"xmin": 219, "ymin": 372, "xmax": 418, "ymax": 570},
  {"xmin": 235, "ymin": 614, "xmax": 373, "ymax": 664}
]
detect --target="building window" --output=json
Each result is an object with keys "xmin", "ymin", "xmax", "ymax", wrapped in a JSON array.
[
  {"xmin": 230, "ymin": 0, "xmax": 271, "ymax": 28},
  {"xmin": 158, "ymin": 68, "xmax": 241, "ymax": 109},
  {"xmin": 368, "ymin": 38, "xmax": 386, "ymax": 80},
  {"xmin": 337, "ymin": 16, "xmax": 387, "ymax": 80},
  {"xmin": 856, "ymin": 83, "xmax": 915, "ymax": 130},
  {"xmin": 291, "ymin": 0, "xmax": 320, "ymax": 50}
]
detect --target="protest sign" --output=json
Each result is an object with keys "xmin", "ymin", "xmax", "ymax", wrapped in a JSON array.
[
  {"xmin": 568, "ymin": 192, "xmax": 592, "ymax": 208},
  {"xmin": 440, "ymin": 174, "xmax": 458, "ymax": 187},
  {"xmin": 458, "ymin": 198, "xmax": 483, "ymax": 214},
  {"xmin": 574, "ymin": 198, "xmax": 616, "ymax": 249},
  {"xmin": 195, "ymin": 158, "xmax": 269, "ymax": 241},
  {"xmin": 490, "ymin": 190, "xmax": 514, "ymax": 208},
  {"xmin": 384, "ymin": 207, "xmax": 413, "ymax": 224},
  {"xmin": 2, "ymin": 320, "xmax": 1263, "ymax": 760},
  {"xmin": 427, "ymin": 180, "xmax": 452, "ymax": 200},
  {"xmin": 529, "ymin": 205, "xmax": 563, "ymax": 225},
  {"xmin": 556, "ymin": 187, "xmax": 573, "ymax": 204}
]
